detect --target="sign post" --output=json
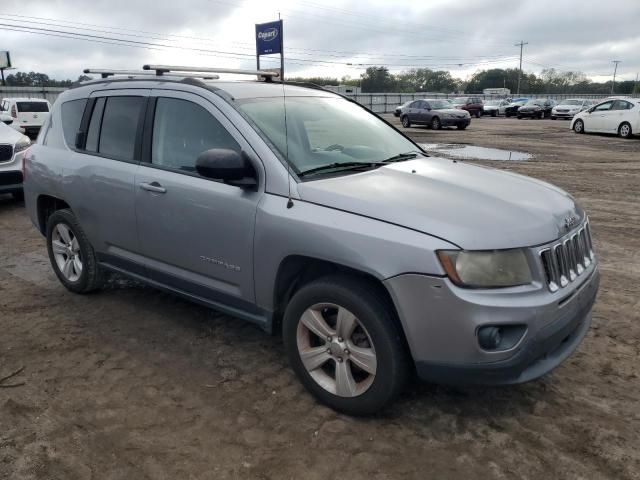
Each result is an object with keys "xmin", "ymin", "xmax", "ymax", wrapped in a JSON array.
[{"xmin": 255, "ymin": 20, "xmax": 283, "ymax": 81}]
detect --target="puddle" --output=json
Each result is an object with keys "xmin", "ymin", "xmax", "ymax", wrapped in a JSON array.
[{"xmin": 420, "ymin": 143, "xmax": 532, "ymax": 161}]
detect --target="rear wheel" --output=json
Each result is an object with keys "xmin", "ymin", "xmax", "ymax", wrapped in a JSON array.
[
  {"xmin": 283, "ymin": 275, "xmax": 409, "ymax": 415},
  {"xmin": 573, "ymin": 119, "xmax": 585, "ymax": 134},
  {"xmin": 619, "ymin": 122, "xmax": 632, "ymax": 138},
  {"xmin": 401, "ymin": 115, "xmax": 411, "ymax": 128},
  {"xmin": 46, "ymin": 209, "xmax": 104, "ymax": 294},
  {"xmin": 430, "ymin": 116, "xmax": 441, "ymax": 130}
]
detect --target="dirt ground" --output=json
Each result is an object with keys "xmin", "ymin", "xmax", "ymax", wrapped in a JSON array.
[{"xmin": 1, "ymin": 116, "xmax": 639, "ymax": 480}]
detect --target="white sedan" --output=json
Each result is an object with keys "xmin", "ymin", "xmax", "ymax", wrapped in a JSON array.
[
  {"xmin": 571, "ymin": 98, "xmax": 639, "ymax": 139},
  {"xmin": 0, "ymin": 120, "xmax": 31, "ymax": 199}
]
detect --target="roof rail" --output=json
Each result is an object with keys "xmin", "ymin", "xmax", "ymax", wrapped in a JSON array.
[
  {"xmin": 83, "ymin": 69, "xmax": 219, "ymax": 80},
  {"xmin": 142, "ymin": 64, "xmax": 280, "ymax": 81}
]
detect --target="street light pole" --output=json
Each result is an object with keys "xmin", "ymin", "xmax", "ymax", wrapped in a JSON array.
[
  {"xmin": 515, "ymin": 40, "xmax": 528, "ymax": 95},
  {"xmin": 611, "ymin": 60, "xmax": 621, "ymax": 94}
]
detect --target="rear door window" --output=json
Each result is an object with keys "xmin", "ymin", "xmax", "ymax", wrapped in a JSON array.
[
  {"xmin": 61, "ymin": 99, "xmax": 88, "ymax": 147},
  {"xmin": 17, "ymin": 102, "xmax": 49, "ymax": 112},
  {"xmin": 85, "ymin": 98, "xmax": 106, "ymax": 153},
  {"xmin": 612, "ymin": 100, "xmax": 633, "ymax": 110}
]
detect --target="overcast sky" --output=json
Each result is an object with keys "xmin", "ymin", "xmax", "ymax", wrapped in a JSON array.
[{"xmin": 1, "ymin": 0, "xmax": 639, "ymax": 84}]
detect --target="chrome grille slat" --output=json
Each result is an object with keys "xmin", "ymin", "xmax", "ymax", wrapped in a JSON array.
[{"xmin": 539, "ymin": 220, "xmax": 595, "ymax": 292}]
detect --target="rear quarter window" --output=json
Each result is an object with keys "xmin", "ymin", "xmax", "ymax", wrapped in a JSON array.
[
  {"xmin": 61, "ymin": 99, "xmax": 88, "ymax": 148},
  {"xmin": 17, "ymin": 101, "xmax": 50, "ymax": 113}
]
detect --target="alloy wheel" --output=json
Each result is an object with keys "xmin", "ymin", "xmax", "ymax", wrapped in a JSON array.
[
  {"xmin": 51, "ymin": 223, "xmax": 83, "ymax": 282},
  {"xmin": 296, "ymin": 303, "xmax": 377, "ymax": 397}
]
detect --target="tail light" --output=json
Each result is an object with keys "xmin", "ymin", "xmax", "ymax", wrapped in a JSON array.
[{"xmin": 10, "ymin": 105, "xmax": 17, "ymax": 118}]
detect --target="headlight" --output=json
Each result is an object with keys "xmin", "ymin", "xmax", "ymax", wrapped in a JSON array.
[
  {"xmin": 14, "ymin": 136, "xmax": 31, "ymax": 153},
  {"xmin": 443, "ymin": 112, "xmax": 454, "ymax": 118},
  {"xmin": 437, "ymin": 249, "xmax": 532, "ymax": 288}
]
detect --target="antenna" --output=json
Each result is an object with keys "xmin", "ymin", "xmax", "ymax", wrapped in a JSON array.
[{"xmin": 282, "ymin": 76, "xmax": 293, "ymax": 209}]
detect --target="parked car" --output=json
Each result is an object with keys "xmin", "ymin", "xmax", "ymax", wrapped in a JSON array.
[
  {"xmin": 551, "ymin": 99, "xmax": 594, "ymax": 120},
  {"xmin": 393, "ymin": 100, "xmax": 412, "ymax": 117},
  {"xmin": 451, "ymin": 96, "xmax": 484, "ymax": 118},
  {"xmin": 571, "ymin": 98, "xmax": 639, "ymax": 138},
  {"xmin": 517, "ymin": 99, "xmax": 557, "ymax": 119},
  {"xmin": 504, "ymin": 98, "xmax": 528, "ymax": 117},
  {"xmin": 0, "ymin": 97, "xmax": 51, "ymax": 139},
  {"xmin": 0, "ymin": 121, "xmax": 31, "ymax": 199},
  {"xmin": 400, "ymin": 99, "xmax": 471, "ymax": 129},
  {"xmin": 482, "ymin": 99, "xmax": 511, "ymax": 117},
  {"xmin": 24, "ymin": 66, "xmax": 599, "ymax": 415}
]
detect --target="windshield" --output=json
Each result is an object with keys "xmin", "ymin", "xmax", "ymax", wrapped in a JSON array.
[
  {"xmin": 562, "ymin": 99, "xmax": 583, "ymax": 106},
  {"xmin": 238, "ymin": 96, "xmax": 418, "ymax": 175},
  {"xmin": 429, "ymin": 100, "xmax": 451, "ymax": 109},
  {"xmin": 452, "ymin": 97, "xmax": 467, "ymax": 104},
  {"xmin": 484, "ymin": 100, "xmax": 500, "ymax": 106},
  {"xmin": 17, "ymin": 101, "xmax": 49, "ymax": 113},
  {"xmin": 526, "ymin": 100, "xmax": 544, "ymax": 106}
]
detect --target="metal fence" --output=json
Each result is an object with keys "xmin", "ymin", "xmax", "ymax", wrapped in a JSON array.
[
  {"xmin": 344, "ymin": 93, "xmax": 640, "ymax": 114},
  {"xmin": 0, "ymin": 86, "xmax": 67, "ymax": 104},
  {"xmin": 1, "ymin": 86, "xmax": 637, "ymax": 114}
]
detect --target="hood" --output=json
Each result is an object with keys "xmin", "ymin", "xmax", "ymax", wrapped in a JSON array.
[
  {"xmin": 0, "ymin": 122, "xmax": 28, "ymax": 144},
  {"xmin": 297, "ymin": 157, "xmax": 581, "ymax": 250},
  {"xmin": 519, "ymin": 104, "xmax": 542, "ymax": 110},
  {"xmin": 555, "ymin": 104, "xmax": 582, "ymax": 110}
]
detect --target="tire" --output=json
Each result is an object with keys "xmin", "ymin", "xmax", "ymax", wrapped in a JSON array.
[
  {"xmin": 475, "ymin": 110, "xmax": 481, "ymax": 118},
  {"xmin": 11, "ymin": 190, "xmax": 24, "ymax": 201},
  {"xmin": 551, "ymin": 116, "xmax": 557, "ymax": 120},
  {"xmin": 46, "ymin": 209, "xmax": 104, "ymax": 294},
  {"xmin": 283, "ymin": 274, "xmax": 410, "ymax": 416},
  {"xmin": 573, "ymin": 119, "xmax": 584, "ymax": 134},
  {"xmin": 619, "ymin": 122, "xmax": 633, "ymax": 139},
  {"xmin": 505, "ymin": 112, "xmax": 512, "ymax": 118},
  {"xmin": 538, "ymin": 111, "xmax": 545, "ymax": 119},
  {"xmin": 430, "ymin": 116, "xmax": 441, "ymax": 130},
  {"xmin": 517, "ymin": 115, "xmax": 522, "ymax": 119},
  {"xmin": 457, "ymin": 124, "xmax": 467, "ymax": 130},
  {"xmin": 491, "ymin": 110, "xmax": 497, "ymax": 117},
  {"xmin": 401, "ymin": 115, "xmax": 411, "ymax": 128}
]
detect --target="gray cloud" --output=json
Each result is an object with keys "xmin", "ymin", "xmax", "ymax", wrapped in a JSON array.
[{"xmin": 1, "ymin": 0, "xmax": 638, "ymax": 83}]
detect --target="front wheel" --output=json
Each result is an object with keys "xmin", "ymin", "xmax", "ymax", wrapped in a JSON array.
[
  {"xmin": 457, "ymin": 124, "xmax": 467, "ymax": 130},
  {"xmin": 430, "ymin": 116, "xmax": 441, "ymax": 130},
  {"xmin": 491, "ymin": 110, "xmax": 497, "ymax": 117},
  {"xmin": 46, "ymin": 209, "xmax": 104, "ymax": 294},
  {"xmin": 401, "ymin": 115, "xmax": 411, "ymax": 128},
  {"xmin": 573, "ymin": 119, "xmax": 585, "ymax": 134},
  {"xmin": 517, "ymin": 115, "xmax": 523, "ymax": 119},
  {"xmin": 283, "ymin": 275, "xmax": 409, "ymax": 416},
  {"xmin": 475, "ymin": 110, "xmax": 481, "ymax": 118},
  {"xmin": 619, "ymin": 122, "xmax": 633, "ymax": 138}
]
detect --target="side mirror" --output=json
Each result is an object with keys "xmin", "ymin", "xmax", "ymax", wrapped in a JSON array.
[
  {"xmin": 196, "ymin": 149, "xmax": 257, "ymax": 189},
  {"xmin": 0, "ymin": 113, "xmax": 12, "ymax": 125}
]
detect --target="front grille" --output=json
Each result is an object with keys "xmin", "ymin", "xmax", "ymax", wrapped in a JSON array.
[
  {"xmin": 539, "ymin": 221, "xmax": 595, "ymax": 292},
  {"xmin": 0, "ymin": 144, "xmax": 13, "ymax": 162},
  {"xmin": 557, "ymin": 109, "xmax": 569, "ymax": 113},
  {"xmin": 0, "ymin": 171, "xmax": 23, "ymax": 187}
]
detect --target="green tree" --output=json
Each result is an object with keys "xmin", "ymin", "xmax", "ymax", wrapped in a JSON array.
[{"xmin": 360, "ymin": 66, "xmax": 396, "ymax": 93}]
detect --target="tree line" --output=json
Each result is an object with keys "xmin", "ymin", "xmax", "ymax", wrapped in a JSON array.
[
  {"xmin": 4, "ymin": 68, "xmax": 638, "ymax": 95},
  {"xmin": 290, "ymin": 66, "xmax": 639, "ymax": 95}
]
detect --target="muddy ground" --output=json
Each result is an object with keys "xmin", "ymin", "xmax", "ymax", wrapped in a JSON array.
[{"xmin": 1, "ymin": 116, "xmax": 639, "ymax": 479}]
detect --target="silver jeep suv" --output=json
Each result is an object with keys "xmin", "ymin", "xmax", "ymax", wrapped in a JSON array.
[{"xmin": 24, "ymin": 65, "xmax": 599, "ymax": 415}]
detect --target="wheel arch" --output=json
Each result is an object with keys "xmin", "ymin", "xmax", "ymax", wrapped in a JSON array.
[
  {"xmin": 36, "ymin": 195, "xmax": 71, "ymax": 235},
  {"xmin": 272, "ymin": 255, "xmax": 403, "ymax": 339}
]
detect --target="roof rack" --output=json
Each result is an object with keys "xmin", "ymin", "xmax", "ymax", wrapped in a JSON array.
[
  {"xmin": 83, "ymin": 69, "xmax": 219, "ymax": 80},
  {"xmin": 143, "ymin": 64, "xmax": 280, "ymax": 81}
]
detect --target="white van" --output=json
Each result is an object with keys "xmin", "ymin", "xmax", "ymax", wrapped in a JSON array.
[{"xmin": 0, "ymin": 97, "xmax": 51, "ymax": 138}]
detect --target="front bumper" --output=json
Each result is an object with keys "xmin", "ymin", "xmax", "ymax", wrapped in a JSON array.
[
  {"xmin": 441, "ymin": 117, "xmax": 471, "ymax": 127},
  {"xmin": 552, "ymin": 111, "xmax": 578, "ymax": 118},
  {"xmin": 0, "ymin": 170, "xmax": 24, "ymax": 193},
  {"xmin": 518, "ymin": 110, "xmax": 542, "ymax": 117},
  {"xmin": 384, "ymin": 263, "xmax": 599, "ymax": 386}
]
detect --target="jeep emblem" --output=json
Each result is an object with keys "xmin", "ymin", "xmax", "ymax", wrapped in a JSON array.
[{"xmin": 564, "ymin": 215, "xmax": 577, "ymax": 231}]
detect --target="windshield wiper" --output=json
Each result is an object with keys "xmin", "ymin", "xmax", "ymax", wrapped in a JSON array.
[
  {"xmin": 382, "ymin": 152, "xmax": 420, "ymax": 163},
  {"xmin": 298, "ymin": 161, "xmax": 385, "ymax": 177}
]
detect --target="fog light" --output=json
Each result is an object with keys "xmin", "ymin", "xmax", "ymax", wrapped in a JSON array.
[{"xmin": 478, "ymin": 326, "xmax": 502, "ymax": 350}]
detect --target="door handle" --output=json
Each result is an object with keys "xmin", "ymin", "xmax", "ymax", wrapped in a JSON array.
[{"xmin": 139, "ymin": 181, "xmax": 167, "ymax": 194}]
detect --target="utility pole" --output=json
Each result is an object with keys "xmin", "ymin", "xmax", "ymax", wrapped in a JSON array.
[
  {"xmin": 634, "ymin": 73, "xmax": 639, "ymax": 95},
  {"xmin": 515, "ymin": 41, "xmax": 528, "ymax": 95},
  {"xmin": 611, "ymin": 60, "xmax": 621, "ymax": 94}
]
